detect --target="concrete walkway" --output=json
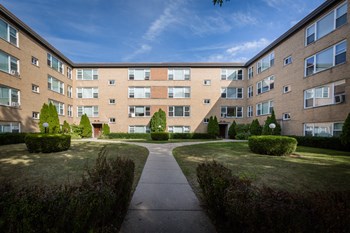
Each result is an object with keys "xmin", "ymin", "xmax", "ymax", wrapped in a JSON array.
[{"xmin": 78, "ymin": 139, "xmax": 233, "ymax": 232}]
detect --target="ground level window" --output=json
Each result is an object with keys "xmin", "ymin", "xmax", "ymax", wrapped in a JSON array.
[
  {"xmin": 0, "ymin": 122, "xmax": 20, "ymax": 133},
  {"xmin": 304, "ymin": 122, "xmax": 343, "ymax": 137}
]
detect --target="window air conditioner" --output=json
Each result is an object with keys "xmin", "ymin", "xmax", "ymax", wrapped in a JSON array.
[
  {"xmin": 11, "ymin": 102, "xmax": 20, "ymax": 107},
  {"xmin": 11, "ymin": 70, "xmax": 19, "ymax": 76},
  {"xmin": 334, "ymin": 94, "xmax": 345, "ymax": 104},
  {"xmin": 129, "ymin": 113, "xmax": 135, "ymax": 118}
]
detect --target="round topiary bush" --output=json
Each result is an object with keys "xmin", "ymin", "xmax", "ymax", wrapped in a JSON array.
[
  {"xmin": 25, "ymin": 134, "xmax": 71, "ymax": 153},
  {"xmin": 248, "ymin": 136, "xmax": 297, "ymax": 156},
  {"xmin": 150, "ymin": 132, "xmax": 169, "ymax": 141}
]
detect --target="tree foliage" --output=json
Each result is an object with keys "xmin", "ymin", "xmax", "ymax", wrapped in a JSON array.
[
  {"xmin": 150, "ymin": 109, "xmax": 166, "ymax": 133},
  {"xmin": 341, "ymin": 113, "xmax": 350, "ymax": 147},
  {"xmin": 250, "ymin": 119, "xmax": 262, "ymax": 136},
  {"xmin": 228, "ymin": 121, "xmax": 237, "ymax": 139},
  {"xmin": 62, "ymin": 120, "xmax": 71, "ymax": 134},
  {"xmin": 213, "ymin": 0, "xmax": 229, "ymax": 6},
  {"xmin": 79, "ymin": 114, "xmax": 92, "ymax": 138},
  {"xmin": 102, "ymin": 123, "xmax": 110, "ymax": 135},
  {"xmin": 208, "ymin": 116, "xmax": 219, "ymax": 137},
  {"xmin": 262, "ymin": 110, "xmax": 281, "ymax": 135},
  {"xmin": 39, "ymin": 103, "xmax": 60, "ymax": 133}
]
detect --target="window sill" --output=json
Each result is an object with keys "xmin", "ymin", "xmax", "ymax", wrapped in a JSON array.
[{"xmin": 304, "ymin": 61, "xmax": 347, "ymax": 78}]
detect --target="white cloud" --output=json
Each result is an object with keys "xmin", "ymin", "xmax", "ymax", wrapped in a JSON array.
[
  {"xmin": 231, "ymin": 12, "xmax": 258, "ymax": 26},
  {"xmin": 226, "ymin": 38, "xmax": 270, "ymax": 56},
  {"xmin": 123, "ymin": 44, "xmax": 152, "ymax": 61}
]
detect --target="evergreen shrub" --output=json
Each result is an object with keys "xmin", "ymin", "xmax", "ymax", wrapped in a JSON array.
[
  {"xmin": 25, "ymin": 134, "xmax": 71, "ymax": 153},
  {"xmin": 150, "ymin": 132, "xmax": 169, "ymax": 141},
  {"xmin": 248, "ymin": 136, "xmax": 297, "ymax": 156}
]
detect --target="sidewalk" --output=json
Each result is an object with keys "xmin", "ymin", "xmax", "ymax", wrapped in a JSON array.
[{"xmin": 119, "ymin": 142, "xmax": 220, "ymax": 233}]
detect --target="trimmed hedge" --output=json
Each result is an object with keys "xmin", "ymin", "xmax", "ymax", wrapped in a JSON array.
[
  {"xmin": 197, "ymin": 161, "xmax": 350, "ymax": 233},
  {"xmin": 25, "ymin": 134, "xmax": 71, "ymax": 153},
  {"xmin": 291, "ymin": 136, "xmax": 349, "ymax": 152},
  {"xmin": 249, "ymin": 135, "xmax": 297, "ymax": 156},
  {"xmin": 169, "ymin": 133, "xmax": 216, "ymax": 139},
  {"xmin": 0, "ymin": 147, "xmax": 135, "ymax": 232},
  {"xmin": 103, "ymin": 133, "xmax": 151, "ymax": 140},
  {"xmin": 151, "ymin": 132, "xmax": 169, "ymax": 141},
  {"xmin": 0, "ymin": 133, "xmax": 27, "ymax": 146}
]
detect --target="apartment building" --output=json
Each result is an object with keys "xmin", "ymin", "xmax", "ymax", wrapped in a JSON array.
[{"xmin": 0, "ymin": 0, "xmax": 349, "ymax": 138}]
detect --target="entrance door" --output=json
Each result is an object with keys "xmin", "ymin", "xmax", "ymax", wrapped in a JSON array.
[
  {"xmin": 219, "ymin": 124, "xmax": 227, "ymax": 138},
  {"xmin": 93, "ymin": 124, "xmax": 102, "ymax": 138}
]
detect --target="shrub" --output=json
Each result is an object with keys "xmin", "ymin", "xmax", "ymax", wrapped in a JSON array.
[
  {"xmin": 150, "ymin": 109, "xmax": 166, "ymax": 132},
  {"xmin": 169, "ymin": 133, "xmax": 216, "ymax": 140},
  {"xmin": 104, "ymin": 133, "xmax": 151, "ymax": 140},
  {"xmin": 208, "ymin": 116, "xmax": 219, "ymax": 137},
  {"xmin": 197, "ymin": 161, "xmax": 232, "ymax": 216},
  {"xmin": 248, "ymin": 136, "xmax": 297, "ymax": 156},
  {"xmin": 262, "ymin": 110, "xmax": 281, "ymax": 135},
  {"xmin": 236, "ymin": 132, "xmax": 250, "ymax": 140},
  {"xmin": 341, "ymin": 113, "xmax": 350, "ymax": 148},
  {"xmin": 79, "ymin": 114, "xmax": 92, "ymax": 138},
  {"xmin": 62, "ymin": 120, "xmax": 71, "ymax": 134},
  {"xmin": 39, "ymin": 103, "xmax": 60, "ymax": 133},
  {"xmin": 102, "ymin": 123, "xmax": 110, "ymax": 135},
  {"xmin": 0, "ymin": 147, "xmax": 135, "ymax": 232},
  {"xmin": 291, "ymin": 136, "xmax": 348, "ymax": 152},
  {"xmin": 25, "ymin": 134, "xmax": 71, "ymax": 153},
  {"xmin": 250, "ymin": 119, "xmax": 262, "ymax": 136},
  {"xmin": 192, "ymin": 133, "xmax": 217, "ymax": 139},
  {"xmin": 151, "ymin": 132, "xmax": 169, "ymax": 141},
  {"xmin": 228, "ymin": 121, "xmax": 237, "ymax": 139},
  {"xmin": 0, "ymin": 133, "xmax": 27, "ymax": 146}
]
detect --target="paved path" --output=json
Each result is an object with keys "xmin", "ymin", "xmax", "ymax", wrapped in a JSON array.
[{"xmin": 78, "ymin": 139, "xmax": 233, "ymax": 233}]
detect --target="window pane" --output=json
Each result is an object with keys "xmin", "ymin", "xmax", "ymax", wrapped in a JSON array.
[
  {"xmin": 175, "ymin": 107, "xmax": 183, "ymax": 116},
  {"xmin": 0, "ymin": 19, "xmax": 7, "ymax": 41},
  {"xmin": 316, "ymin": 48, "xmax": 333, "ymax": 72},
  {"xmin": 83, "ymin": 70, "xmax": 92, "ymax": 80},
  {"xmin": 0, "ymin": 87, "xmax": 10, "ymax": 105},
  {"xmin": 0, "ymin": 52, "xmax": 8, "ymax": 72},
  {"xmin": 317, "ymin": 12, "xmax": 334, "ymax": 39}
]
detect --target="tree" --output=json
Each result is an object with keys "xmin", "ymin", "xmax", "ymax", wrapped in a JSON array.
[
  {"xmin": 341, "ymin": 113, "xmax": 350, "ymax": 148},
  {"xmin": 262, "ymin": 110, "xmax": 281, "ymax": 135},
  {"xmin": 150, "ymin": 109, "xmax": 166, "ymax": 132},
  {"xmin": 102, "ymin": 123, "xmax": 110, "ymax": 135},
  {"xmin": 213, "ymin": 116, "xmax": 220, "ymax": 136},
  {"xmin": 228, "ymin": 121, "xmax": 237, "ymax": 139},
  {"xmin": 208, "ymin": 116, "xmax": 219, "ymax": 137},
  {"xmin": 38, "ymin": 102, "xmax": 60, "ymax": 133},
  {"xmin": 213, "ymin": 0, "xmax": 229, "ymax": 6},
  {"xmin": 62, "ymin": 120, "xmax": 71, "ymax": 134},
  {"xmin": 79, "ymin": 114, "xmax": 92, "ymax": 138},
  {"xmin": 250, "ymin": 119, "xmax": 262, "ymax": 135}
]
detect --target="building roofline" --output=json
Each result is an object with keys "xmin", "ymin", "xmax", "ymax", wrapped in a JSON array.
[
  {"xmin": 244, "ymin": 0, "xmax": 342, "ymax": 66},
  {"xmin": 73, "ymin": 62, "xmax": 245, "ymax": 68},
  {"xmin": 0, "ymin": 4, "xmax": 74, "ymax": 66}
]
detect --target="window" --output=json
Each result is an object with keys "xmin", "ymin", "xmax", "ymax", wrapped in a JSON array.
[
  {"xmin": 168, "ymin": 68, "xmax": 190, "ymax": 80},
  {"xmin": 129, "ymin": 106, "xmax": 150, "ymax": 117},
  {"xmin": 0, "ymin": 122, "xmax": 20, "ymax": 133},
  {"xmin": 0, "ymin": 86, "xmax": 20, "ymax": 107},
  {"xmin": 168, "ymin": 126, "xmax": 190, "ymax": 133},
  {"xmin": 68, "ymin": 105, "xmax": 73, "ymax": 117},
  {"xmin": 247, "ymin": 106, "xmax": 253, "ymax": 118},
  {"xmin": 67, "ymin": 85, "xmax": 72, "ymax": 98},
  {"xmin": 129, "ymin": 125, "xmax": 150, "ymax": 133},
  {"xmin": 203, "ymin": 99, "xmax": 210, "ymax": 104},
  {"xmin": 77, "ymin": 69, "xmax": 98, "ymax": 80},
  {"xmin": 109, "ymin": 118, "xmax": 116, "ymax": 123},
  {"xmin": 109, "ymin": 99, "xmax": 116, "ymax": 104},
  {"xmin": 67, "ymin": 67, "xmax": 72, "ymax": 79},
  {"xmin": 32, "ymin": 112, "xmax": 39, "ymax": 119},
  {"xmin": 0, "ymin": 18, "xmax": 18, "ymax": 46},
  {"xmin": 77, "ymin": 106, "xmax": 98, "ymax": 117},
  {"xmin": 77, "ymin": 87, "xmax": 98, "ymax": 98},
  {"xmin": 283, "ymin": 85, "xmax": 291, "ymax": 93},
  {"xmin": 304, "ymin": 122, "xmax": 343, "ymax": 137},
  {"xmin": 283, "ymin": 113, "xmax": 291, "ymax": 120},
  {"xmin": 49, "ymin": 99, "xmax": 64, "ymax": 115},
  {"xmin": 304, "ymin": 80, "xmax": 345, "ymax": 108},
  {"xmin": 257, "ymin": 76, "xmax": 274, "ymax": 94},
  {"xmin": 129, "ymin": 69, "xmax": 150, "ymax": 80},
  {"xmin": 32, "ymin": 84, "xmax": 39, "ymax": 93},
  {"xmin": 221, "ymin": 106, "xmax": 243, "ymax": 118},
  {"xmin": 248, "ymin": 67, "xmax": 253, "ymax": 79},
  {"xmin": 203, "ymin": 118, "xmax": 209, "ymax": 124},
  {"xmin": 32, "ymin": 57, "xmax": 39, "ymax": 66},
  {"xmin": 221, "ymin": 69, "xmax": 243, "ymax": 80},
  {"xmin": 284, "ymin": 56, "xmax": 292, "ymax": 66},
  {"xmin": 203, "ymin": 80, "xmax": 211, "ymax": 85},
  {"xmin": 48, "ymin": 76, "xmax": 64, "ymax": 94},
  {"xmin": 306, "ymin": 3, "xmax": 347, "ymax": 45},
  {"xmin": 108, "ymin": 80, "xmax": 116, "ymax": 85},
  {"xmin": 47, "ymin": 53, "xmax": 63, "ymax": 74},
  {"xmin": 247, "ymin": 85, "xmax": 253, "ymax": 98},
  {"xmin": 221, "ymin": 87, "xmax": 243, "ymax": 99},
  {"xmin": 0, "ymin": 50, "xmax": 19, "ymax": 75},
  {"xmin": 256, "ymin": 100, "xmax": 273, "ymax": 116},
  {"xmin": 128, "ymin": 87, "xmax": 150, "ymax": 98},
  {"xmin": 168, "ymin": 87, "xmax": 190, "ymax": 98},
  {"xmin": 169, "ymin": 106, "xmax": 190, "ymax": 117},
  {"xmin": 257, "ymin": 52, "xmax": 274, "ymax": 73}
]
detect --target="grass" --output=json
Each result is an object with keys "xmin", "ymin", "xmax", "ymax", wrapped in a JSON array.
[
  {"xmin": 173, "ymin": 142, "xmax": 350, "ymax": 195},
  {"xmin": 0, "ymin": 141, "xmax": 148, "ymax": 191},
  {"xmin": 102, "ymin": 138, "xmax": 220, "ymax": 144}
]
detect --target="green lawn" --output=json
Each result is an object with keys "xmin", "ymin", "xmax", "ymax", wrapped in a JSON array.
[
  {"xmin": 0, "ymin": 141, "xmax": 148, "ymax": 190},
  {"xmin": 173, "ymin": 142, "xmax": 350, "ymax": 194},
  {"xmin": 102, "ymin": 138, "xmax": 221, "ymax": 144}
]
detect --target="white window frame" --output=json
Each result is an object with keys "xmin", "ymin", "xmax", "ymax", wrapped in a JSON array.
[
  {"xmin": 221, "ymin": 69, "xmax": 243, "ymax": 80},
  {"xmin": 221, "ymin": 87, "xmax": 243, "ymax": 99},
  {"xmin": 304, "ymin": 40, "xmax": 347, "ymax": 77},
  {"xmin": 220, "ymin": 106, "xmax": 243, "ymax": 118},
  {"xmin": 77, "ymin": 106, "xmax": 99, "ymax": 117},
  {"xmin": 203, "ymin": 80, "xmax": 211, "ymax": 86},
  {"xmin": 168, "ymin": 106, "xmax": 190, "ymax": 117},
  {"xmin": 76, "ymin": 87, "xmax": 99, "ymax": 98},
  {"xmin": 247, "ymin": 106, "xmax": 253, "ymax": 118},
  {"xmin": 247, "ymin": 85, "xmax": 253, "ymax": 98},
  {"xmin": 32, "ymin": 112, "xmax": 40, "ymax": 119},
  {"xmin": 257, "ymin": 52, "xmax": 274, "ymax": 74},
  {"xmin": 248, "ymin": 66, "xmax": 253, "ymax": 79},
  {"xmin": 31, "ymin": 56, "xmax": 39, "ymax": 66},
  {"xmin": 168, "ymin": 68, "xmax": 190, "ymax": 80},
  {"xmin": 203, "ymin": 99, "xmax": 211, "ymax": 104},
  {"xmin": 0, "ymin": 50, "xmax": 19, "ymax": 75},
  {"xmin": 109, "ymin": 118, "xmax": 116, "ymax": 123},
  {"xmin": 67, "ymin": 85, "xmax": 72, "ymax": 98},
  {"xmin": 68, "ymin": 105, "xmax": 73, "ymax": 117},
  {"xmin": 32, "ymin": 84, "xmax": 40, "ymax": 93},
  {"xmin": 128, "ymin": 125, "xmax": 150, "ymax": 133},
  {"xmin": 0, "ymin": 18, "xmax": 18, "ymax": 46},
  {"xmin": 47, "ymin": 53, "xmax": 64, "ymax": 74},
  {"xmin": 304, "ymin": 122, "xmax": 343, "ymax": 137},
  {"xmin": 67, "ymin": 67, "xmax": 72, "ymax": 79},
  {"xmin": 109, "ymin": 99, "xmax": 116, "ymax": 104},
  {"xmin": 0, "ymin": 122, "xmax": 20, "ymax": 133},
  {"xmin": 283, "ymin": 85, "xmax": 291, "ymax": 94},
  {"xmin": 283, "ymin": 113, "xmax": 291, "ymax": 121},
  {"xmin": 108, "ymin": 80, "xmax": 116, "ymax": 85},
  {"xmin": 129, "ymin": 106, "xmax": 151, "ymax": 117},
  {"xmin": 128, "ymin": 69, "xmax": 150, "ymax": 80},
  {"xmin": 47, "ymin": 75, "xmax": 64, "ymax": 94},
  {"xmin": 257, "ymin": 76, "xmax": 274, "ymax": 95},
  {"xmin": 128, "ymin": 87, "xmax": 151, "ymax": 98},
  {"xmin": 0, "ymin": 86, "xmax": 20, "ymax": 107},
  {"xmin": 168, "ymin": 87, "xmax": 191, "ymax": 98},
  {"xmin": 76, "ymin": 69, "xmax": 98, "ymax": 80},
  {"xmin": 283, "ymin": 56, "xmax": 292, "ymax": 66},
  {"xmin": 49, "ymin": 99, "xmax": 64, "ymax": 116},
  {"xmin": 168, "ymin": 126, "xmax": 190, "ymax": 133},
  {"xmin": 256, "ymin": 100, "xmax": 274, "ymax": 116},
  {"xmin": 203, "ymin": 118, "xmax": 209, "ymax": 124}
]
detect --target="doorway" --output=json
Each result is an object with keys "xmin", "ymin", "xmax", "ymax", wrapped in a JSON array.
[
  {"xmin": 92, "ymin": 123, "xmax": 102, "ymax": 138},
  {"xmin": 219, "ymin": 123, "xmax": 228, "ymax": 138}
]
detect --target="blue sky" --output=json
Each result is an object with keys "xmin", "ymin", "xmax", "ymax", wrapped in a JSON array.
[{"xmin": 2, "ymin": 0, "xmax": 324, "ymax": 63}]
